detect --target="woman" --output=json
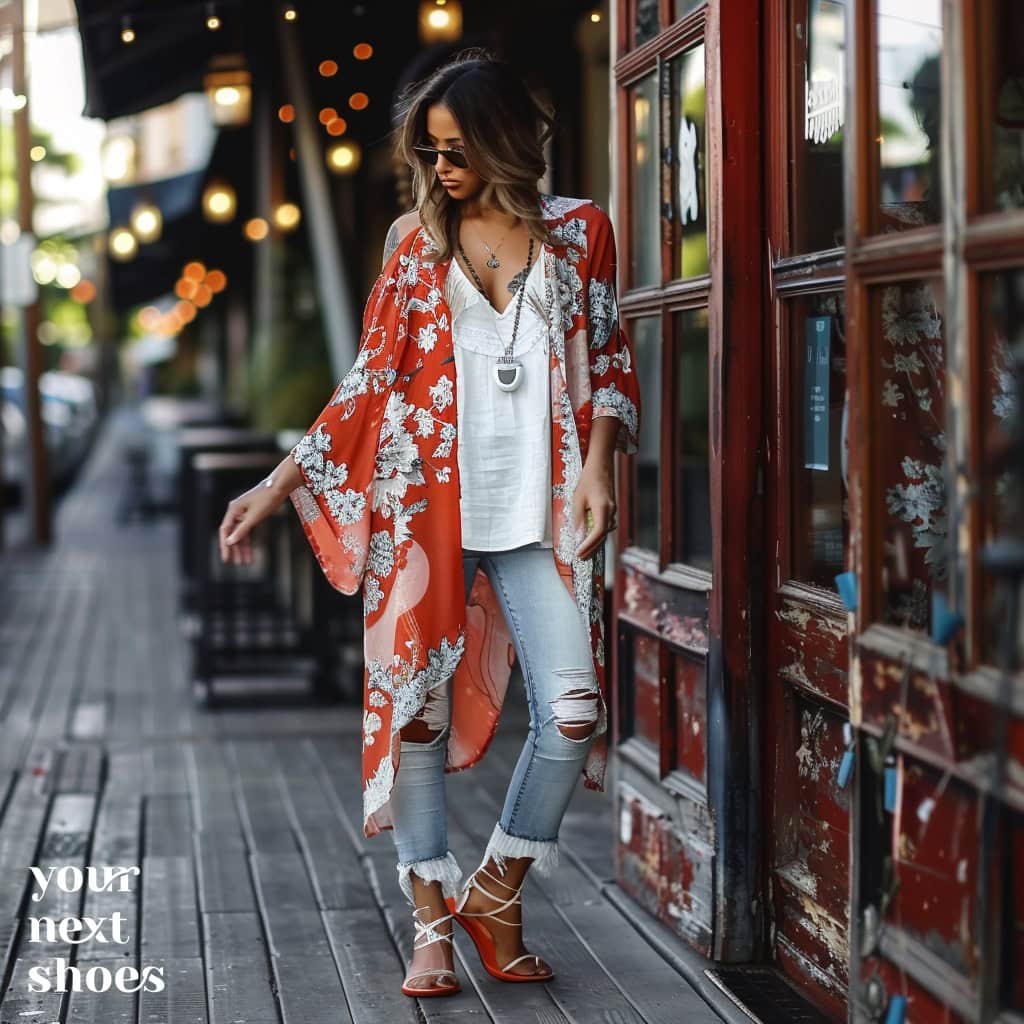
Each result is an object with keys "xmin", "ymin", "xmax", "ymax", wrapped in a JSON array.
[{"xmin": 218, "ymin": 51, "xmax": 640, "ymax": 998}]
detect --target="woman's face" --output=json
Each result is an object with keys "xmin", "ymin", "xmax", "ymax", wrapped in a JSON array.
[{"xmin": 424, "ymin": 103, "xmax": 483, "ymax": 200}]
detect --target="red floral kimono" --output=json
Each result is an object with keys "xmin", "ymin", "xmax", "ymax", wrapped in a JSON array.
[{"xmin": 288, "ymin": 194, "xmax": 640, "ymax": 839}]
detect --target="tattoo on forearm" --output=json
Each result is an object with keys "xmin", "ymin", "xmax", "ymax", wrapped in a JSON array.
[{"xmin": 382, "ymin": 223, "xmax": 399, "ymax": 268}]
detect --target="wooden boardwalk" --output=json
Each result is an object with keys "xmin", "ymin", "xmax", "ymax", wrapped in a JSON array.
[{"xmin": 0, "ymin": 406, "xmax": 731, "ymax": 1024}]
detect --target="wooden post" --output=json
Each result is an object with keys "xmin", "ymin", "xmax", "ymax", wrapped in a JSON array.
[
  {"xmin": 250, "ymin": 7, "xmax": 284, "ymax": 420},
  {"xmin": 12, "ymin": 0, "xmax": 51, "ymax": 546},
  {"xmin": 279, "ymin": 13, "xmax": 358, "ymax": 379}
]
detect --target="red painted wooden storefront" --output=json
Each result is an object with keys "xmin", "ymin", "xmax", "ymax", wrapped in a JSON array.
[{"xmin": 607, "ymin": 1, "xmax": 1024, "ymax": 1020}]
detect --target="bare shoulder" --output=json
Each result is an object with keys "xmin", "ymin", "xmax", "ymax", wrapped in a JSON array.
[{"xmin": 382, "ymin": 210, "xmax": 422, "ymax": 268}]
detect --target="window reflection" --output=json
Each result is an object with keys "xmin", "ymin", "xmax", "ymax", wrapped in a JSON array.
[
  {"xmin": 674, "ymin": 309, "xmax": 711, "ymax": 570},
  {"xmin": 876, "ymin": 0, "xmax": 942, "ymax": 229},
  {"xmin": 673, "ymin": 0, "xmax": 704, "ymax": 23},
  {"xmin": 635, "ymin": 0, "xmax": 659, "ymax": 47},
  {"xmin": 790, "ymin": 292, "xmax": 849, "ymax": 586},
  {"xmin": 672, "ymin": 46, "xmax": 709, "ymax": 278},
  {"xmin": 980, "ymin": 271, "xmax": 1023, "ymax": 663},
  {"xmin": 631, "ymin": 316, "xmax": 662, "ymax": 553},
  {"xmin": 793, "ymin": 0, "xmax": 846, "ymax": 253},
  {"xmin": 987, "ymin": 2, "xmax": 1024, "ymax": 211},
  {"xmin": 874, "ymin": 280, "xmax": 947, "ymax": 632},
  {"xmin": 630, "ymin": 74, "xmax": 661, "ymax": 288}
]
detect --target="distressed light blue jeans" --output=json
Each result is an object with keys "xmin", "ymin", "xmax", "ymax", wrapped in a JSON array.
[{"xmin": 388, "ymin": 544, "xmax": 600, "ymax": 904}]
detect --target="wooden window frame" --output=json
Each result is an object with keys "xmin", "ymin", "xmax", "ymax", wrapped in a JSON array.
[
  {"xmin": 846, "ymin": 0, "xmax": 1024, "ymax": 1017},
  {"xmin": 615, "ymin": 5, "xmax": 710, "ymax": 579}
]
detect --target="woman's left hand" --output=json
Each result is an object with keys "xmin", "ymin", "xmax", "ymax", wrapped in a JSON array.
[{"xmin": 573, "ymin": 455, "xmax": 617, "ymax": 560}]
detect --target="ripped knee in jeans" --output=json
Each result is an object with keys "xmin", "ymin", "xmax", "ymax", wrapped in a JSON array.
[
  {"xmin": 548, "ymin": 670, "xmax": 600, "ymax": 742},
  {"xmin": 399, "ymin": 681, "xmax": 451, "ymax": 747}
]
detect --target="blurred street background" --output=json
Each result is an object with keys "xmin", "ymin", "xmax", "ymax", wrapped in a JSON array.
[{"xmin": 0, "ymin": 1, "xmax": 1022, "ymax": 1023}]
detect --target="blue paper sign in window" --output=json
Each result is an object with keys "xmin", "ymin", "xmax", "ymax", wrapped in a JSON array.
[{"xmin": 804, "ymin": 316, "xmax": 831, "ymax": 470}]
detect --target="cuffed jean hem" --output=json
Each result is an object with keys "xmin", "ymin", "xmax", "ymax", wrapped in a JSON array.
[
  {"xmin": 483, "ymin": 821, "xmax": 559, "ymax": 877},
  {"xmin": 397, "ymin": 849, "xmax": 463, "ymax": 906}
]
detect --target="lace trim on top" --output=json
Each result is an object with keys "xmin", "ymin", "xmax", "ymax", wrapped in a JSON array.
[{"xmin": 446, "ymin": 255, "xmax": 548, "ymax": 357}]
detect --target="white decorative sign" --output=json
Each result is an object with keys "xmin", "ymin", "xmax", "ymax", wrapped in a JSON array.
[
  {"xmin": 677, "ymin": 117, "xmax": 700, "ymax": 226},
  {"xmin": 805, "ymin": 68, "xmax": 844, "ymax": 145}
]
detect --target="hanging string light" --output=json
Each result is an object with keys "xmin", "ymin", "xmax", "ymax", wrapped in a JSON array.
[
  {"xmin": 244, "ymin": 218, "xmax": 269, "ymax": 242},
  {"xmin": 206, "ymin": 3, "xmax": 221, "ymax": 30},
  {"xmin": 120, "ymin": 15, "xmax": 135, "ymax": 43},
  {"xmin": 109, "ymin": 228, "xmax": 137, "ymax": 261},
  {"xmin": 131, "ymin": 202, "xmax": 162, "ymax": 243},
  {"xmin": 326, "ymin": 140, "xmax": 361, "ymax": 175},
  {"xmin": 418, "ymin": 0, "xmax": 461, "ymax": 42},
  {"xmin": 273, "ymin": 203, "xmax": 301, "ymax": 231},
  {"xmin": 202, "ymin": 182, "xmax": 237, "ymax": 223}
]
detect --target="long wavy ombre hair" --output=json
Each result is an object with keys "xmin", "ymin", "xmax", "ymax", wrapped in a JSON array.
[{"xmin": 395, "ymin": 50, "xmax": 560, "ymax": 262}]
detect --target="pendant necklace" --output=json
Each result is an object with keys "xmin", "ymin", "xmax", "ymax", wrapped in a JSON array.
[
  {"xmin": 474, "ymin": 225, "xmax": 511, "ymax": 269},
  {"xmin": 458, "ymin": 236, "xmax": 534, "ymax": 393}
]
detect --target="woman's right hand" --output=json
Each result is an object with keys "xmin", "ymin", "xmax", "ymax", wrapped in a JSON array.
[{"xmin": 218, "ymin": 480, "xmax": 284, "ymax": 566}]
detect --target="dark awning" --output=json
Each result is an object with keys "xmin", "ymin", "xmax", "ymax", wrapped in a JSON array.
[
  {"xmin": 103, "ymin": 127, "xmax": 253, "ymax": 312},
  {"xmin": 74, "ymin": 0, "xmax": 247, "ymax": 121},
  {"xmin": 105, "ymin": 169, "xmax": 207, "ymax": 310}
]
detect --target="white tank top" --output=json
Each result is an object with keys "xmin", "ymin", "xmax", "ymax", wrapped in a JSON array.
[{"xmin": 445, "ymin": 253, "xmax": 553, "ymax": 551}]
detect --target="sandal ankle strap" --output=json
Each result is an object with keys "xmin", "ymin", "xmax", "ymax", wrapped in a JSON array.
[
  {"xmin": 456, "ymin": 865, "xmax": 524, "ymax": 919},
  {"xmin": 411, "ymin": 905, "xmax": 456, "ymax": 950}
]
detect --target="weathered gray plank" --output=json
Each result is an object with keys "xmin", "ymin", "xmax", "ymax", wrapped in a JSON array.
[
  {"xmin": 194, "ymin": 831, "xmax": 257, "ymax": 913},
  {"xmin": 146, "ymin": 796, "xmax": 193, "ymax": 856},
  {"xmin": 141, "ymin": 856, "xmax": 201, "ymax": 958},
  {"xmin": 65, "ymin": 957, "xmax": 138, "ymax": 1023},
  {"xmin": 322, "ymin": 908, "xmax": 420, "ymax": 1024},
  {"xmin": 273, "ymin": 954, "xmax": 352, "ymax": 1024},
  {"xmin": 0, "ymin": 955, "xmax": 67, "ymax": 1021},
  {"xmin": 54, "ymin": 745, "xmax": 105, "ymax": 795},
  {"xmin": 137, "ymin": 956, "xmax": 209, "ymax": 1024},
  {"xmin": 203, "ymin": 912, "xmax": 279, "ymax": 1024}
]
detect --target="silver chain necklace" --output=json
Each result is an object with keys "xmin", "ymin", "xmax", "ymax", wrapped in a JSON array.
[
  {"xmin": 474, "ymin": 226, "xmax": 511, "ymax": 269},
  {"xmin": 457, "ymin": 236, "xmax": 534, "ymax": 392}
]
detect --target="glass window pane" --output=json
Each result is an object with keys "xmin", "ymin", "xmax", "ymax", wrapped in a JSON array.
[
  {"xmin": 874, "ymin": 279, "xmax": 947, "ymax": 632},
  {"xmin": 630, "ymin": 74, "xmax": 661, "ymax": 288},
  {"xmin": 674, "ymin": 0, "xmax": 704, "ymax": 18},
  {"xmin": 876, "ymin": 0, "xmax": 943, "ymax": 230},
  {"xmin": 673, "ymin": 309, "xmax": 711, "ymax": 569},
  {"xmin": 792, "ymin": 0, "xmax": 846, "ymax": 253},
  {"xmin": 790, "ymin": 291, "xmax": 850, "ymax": 586},
  {"xmin": 980, "ymin": 271, "xmax": 1023, "ymax": 664},
  {"xmin": 671, "ymin": 46, "xmax": 709, "ymax": 279},
  {"xmin": 632, "ymin": 315, "xmax": 663, "ymax": 553},
  {"xmin": 986, "ymin": 1, "xmax": 1024, "ymax": 211},
  {"xmin": 634, "ymin": 0, "xmax": 660, "ymax": 47}
]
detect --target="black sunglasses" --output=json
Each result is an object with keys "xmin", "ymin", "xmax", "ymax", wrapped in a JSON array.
[{"xmin": 413, "ymin": 144, "xmax": 470, "ymax": 169}]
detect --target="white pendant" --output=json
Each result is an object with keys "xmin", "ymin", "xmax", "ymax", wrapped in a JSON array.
[{"xmin": 493, "ymin": 359, "xmax": 523, "ymax": 391}]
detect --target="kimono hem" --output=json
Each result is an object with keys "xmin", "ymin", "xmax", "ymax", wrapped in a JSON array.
[{"xmin": 288, "ymin": 193, "xmax": 641, "ymax": 839}]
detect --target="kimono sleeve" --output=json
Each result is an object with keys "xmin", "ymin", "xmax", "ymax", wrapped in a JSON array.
[
  {"xmin": 585, "ymin": 209, "xmax": 641, "ymax": 455},
  {"xmin": 287, "ymin": 275, "xmax": 395, "ymax": 595}
]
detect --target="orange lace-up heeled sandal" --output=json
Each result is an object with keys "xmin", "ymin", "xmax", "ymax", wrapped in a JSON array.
[
  {"xmin": 400, "ymin": 905, "xmax": 461, "ymax": 998},
  {"xmin": 445, "ymin": 865, "xmax": 554, "ymax": 983}
]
